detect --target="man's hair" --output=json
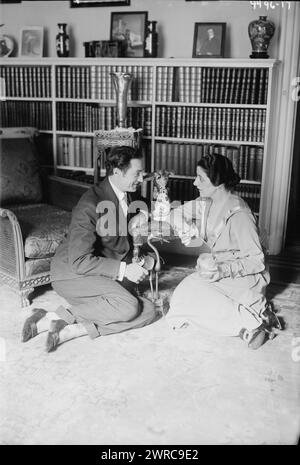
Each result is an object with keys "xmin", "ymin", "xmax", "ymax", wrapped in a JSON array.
[
  {"xmin": 105, "ymin": 145, "xmax": 142, "ymax": 176},
  {"xmin": 197, "ymin": 153, "xmax": 240, "ymax": 190}
]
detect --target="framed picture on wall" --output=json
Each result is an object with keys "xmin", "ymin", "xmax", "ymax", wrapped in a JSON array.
[
  {"xmin": 110, "ymin": 11, "xmax": 148, "ymax": 58},
  {"xmin": 70, "ymin": 0, "xmax": 130, "ymax": 7},
  {"xmin": 19, "ymin": 27, "xmax": 43, "ymax": 58},
  {"xmin": 192, "ymin": 22, "xmax": 226, "ymax": 58}
]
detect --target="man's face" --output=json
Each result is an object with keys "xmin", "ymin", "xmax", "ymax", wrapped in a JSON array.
[{"xmin": 118, "ymin": 158, "xmax": 144, "ymax": 192}]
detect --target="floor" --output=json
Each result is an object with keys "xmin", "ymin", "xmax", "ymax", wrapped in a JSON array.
[{"xmin": 0, "ymin": 260, "xmax": 300, "ymax": 445}]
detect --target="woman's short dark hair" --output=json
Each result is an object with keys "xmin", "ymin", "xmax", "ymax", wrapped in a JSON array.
[
  {"xmin": 197, "ymin": 153, "xmax": 240, "ymax": 190},
  {"xmin": 105, "ymin": 145, "xmax": 142, "ymax": 176}
]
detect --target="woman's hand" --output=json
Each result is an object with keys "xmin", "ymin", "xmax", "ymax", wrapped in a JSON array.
[
  {"xmin": 196, "ymin": 253, "xmax": 221, "ymax": 282},
  {"xmin": 177, "ymin": 223, "xmax": 199, "ymax": 246}
]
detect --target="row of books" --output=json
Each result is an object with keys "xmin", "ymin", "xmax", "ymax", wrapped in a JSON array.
[
  {"xmin": 155, "ymin": 106, "xmax": 266, "ymax": 142},
  {"xmin": 0, "ymin": 101, "xmax": 52, "ymax": 130},
  {"xmin": 214, "ymin": 144, "xmax": 263, "ymax": 182},
  {"xmin": 156, "ymin": 67, "xmax": 175, "ymax": 102},
  {"xmin": 0, "ymin": 64, "xmax": 269, "ymax": 106},
  {"xmin": 167, "ymin": 179, "xmax": 260, "ymax": 213},
  {"xmin": 234, "ymin": 183, "xmax": 261, "ymax": 214},
  {"xmin": 57, "ymin": 136, "xmax": 94, "ymax": 168},
  {"xmin": 175, "ymin": 66, "xmax": 269, "ymax": 104},
  {"xmin": 154, "ymin": 142, "xmax": 263, "ymax": 181},
  {"xmin": 56, "ymin": 103, "xmax": 152, "ymax": 134},
  {"xmin": 57, "ymin": 135, "xmax": 151, "ymax": 172},
  {"xmin": 0, "ymin": 65, "xmax": 52, "ymax": 98},
  {"xmin": 56, "ymin": 65, "xmax": 153, "ymax": 101}
]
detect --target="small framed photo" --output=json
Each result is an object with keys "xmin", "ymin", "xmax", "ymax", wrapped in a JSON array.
[
  {"xmin": 19, "ymin": 26, "xmax": 43, "ymax": 58},
  {"xmin": 193, "ymin": 22, "xmax": 226, "ymax": 58},
  {"xmin": 110, "ymin": 11, "xmax": 148, "ymax": 58},
  {"xmin": 70, "ymin": 0, "xmax": 130, "ymax": 6}
]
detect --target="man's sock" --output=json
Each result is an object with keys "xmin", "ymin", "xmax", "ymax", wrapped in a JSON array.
[
  {"xmin": 36, "ymin": 311, "xmax": 61, "ymax": 333},
  {"xmin": 54, "ymin": 323, "xmax": 88, "ymax": 344}
]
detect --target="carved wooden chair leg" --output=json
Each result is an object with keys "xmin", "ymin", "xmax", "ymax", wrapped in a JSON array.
[{"xmin": 20, "ymin": 288, "xmax": 34, "ymax": 308}]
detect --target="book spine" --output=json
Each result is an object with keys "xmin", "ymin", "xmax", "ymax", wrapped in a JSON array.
[
  {"xmin": 223, "ymin": 68, "xmax": 231, "ymax": 104},
  {"xmin": 255, "ymin": 147, "xmax": 264, "ymax": 182},
  {"xmin": 233, "ymin": 68, "xmax": 242, "ymax": 104},
  {"xmin": 190, "ymin": 66, "xmax": 196, "ymax": 103},
  {"xmin": 210, "ymin": 67, "xmax": 215, "ymax": 103},
  {"xmin": 248, "ymin": 147, "xmax": 256, "ymax": 180},
  {"xmin": 250, "ymin": 68, "xmax": 258, "ymax": 104},
  {"xmin": 240, "ymin": 68, "xmax": 246, "ymax": 104},
  {"xmin": 156, "ymin": 66, "xmax": 162, "ymax": 102},
  {"xmin": 228, "ymin": 68, "xmax": 236, "ymax": 104},
  {"xmin": 244, "ymin": 68, "xmax": 252, "ymax": 105},
  {"xmin": 214, "ymin": 67, "xmax": 220, "ymax": 103},
  {"xmin": 243, "ymin": 145, "xmax": 250, "ymax": 180},
  {"xmin": 196, "ymin": 67, "xmax": 202, "ymax": 103},
  {"xmin": 263, "ymin": 69, "xmax": 269, "ymax": 104}
]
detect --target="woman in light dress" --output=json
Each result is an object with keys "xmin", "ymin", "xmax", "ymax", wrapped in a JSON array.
[{"xmin": 167, "ymin": 153, "xmax": 281, "ymax": 349}]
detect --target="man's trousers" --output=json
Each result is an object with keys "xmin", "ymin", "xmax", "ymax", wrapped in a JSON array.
[{"xmin": 52, "ymin": 275, "xmax": 158, "ymax": 339}]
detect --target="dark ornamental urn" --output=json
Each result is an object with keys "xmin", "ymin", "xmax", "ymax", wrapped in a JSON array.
[{"xmin": 248, "ymin": 16, "xmax": 275, "ymax": 59}]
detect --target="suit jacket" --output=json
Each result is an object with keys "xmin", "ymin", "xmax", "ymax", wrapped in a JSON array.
[{"xmin": 50, "ymin": 177, "xmax": 145, "ymax": 282}]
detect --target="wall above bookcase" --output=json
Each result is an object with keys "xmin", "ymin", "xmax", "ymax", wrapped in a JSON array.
[{"xmin": 1, "ymin": 0, "xmax": 281, "ymax": 58}]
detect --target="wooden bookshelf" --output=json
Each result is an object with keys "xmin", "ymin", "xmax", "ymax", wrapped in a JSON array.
[{"xmin": 0, "ymin": 57, "xmax": 279, "ymax": 221}]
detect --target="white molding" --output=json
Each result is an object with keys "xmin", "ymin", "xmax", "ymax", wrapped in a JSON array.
[{"xmin": 261, "ymin": 3, "xmax": 300, "ymax": 255}]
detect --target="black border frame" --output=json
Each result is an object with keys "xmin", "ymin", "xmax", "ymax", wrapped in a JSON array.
[
  {"xmin": 70, "ymin": 0, "xmax": 130, "ymax": 8},
  {"xmin": 110, "ymin": 10, "xmax": 148, "ymax": 58}
]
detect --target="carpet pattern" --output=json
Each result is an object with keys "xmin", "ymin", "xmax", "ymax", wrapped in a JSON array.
[{"xmin": 0, "ymin": 266, "xmax": 300, "ymax": 445}]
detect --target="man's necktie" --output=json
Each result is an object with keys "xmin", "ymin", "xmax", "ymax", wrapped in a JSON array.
[{"xmin": 120, "ymin": 192, "xmax": 128, "ymax": 217}]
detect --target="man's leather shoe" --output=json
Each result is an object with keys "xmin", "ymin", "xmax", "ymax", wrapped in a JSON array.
[{"xmin": 45, "ymin": 319, "xmax": 68, "ymax": 352}]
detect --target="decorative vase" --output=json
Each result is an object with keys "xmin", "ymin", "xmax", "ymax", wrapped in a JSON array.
[
  {"xmin": 0, "ymin": 24, "xmax": 14, "ymax": 57},
  {"xmin": 248, "ymin": 15, "xmax": 275, "ymax": 59},
  {"xmin": 145, "ymin": 20, "xmax": 158, "ymax": 58},
  {"xmin": 56, "ymin": 23, "xmax": 69, "ymax": 57},
  {"xmin": 111, "ymin": 71, "xmax": 133, "ymax": 128}
]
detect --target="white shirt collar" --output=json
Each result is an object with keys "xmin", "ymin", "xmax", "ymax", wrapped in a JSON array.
[{"xmin": 108, "ymin": 176, "xmax": 127, "ymax": 201}]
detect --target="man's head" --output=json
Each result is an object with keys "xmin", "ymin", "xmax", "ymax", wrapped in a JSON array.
[
  {"xmin": 207, "ymin": 28, "xmax": 214, "ymax": 39},
  {"xmin": 106, "ymin": 145, "xmax": 144, "ymax": 192}
]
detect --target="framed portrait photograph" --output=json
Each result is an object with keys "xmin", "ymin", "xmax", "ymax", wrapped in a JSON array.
[
  {"xmin": 19, "ymin": 26, "xmax": 43, "ymax": 58},
  {"xmin": 70, "ymin": 0, "xmax": 130, "ymax": 7},
  {"xmin": 193, "ymin": 22, "xmax": 226, "ymax": 58},
  {"xmin": 110, "ymin": 11, "xmax": 148, "ymax": 58}
]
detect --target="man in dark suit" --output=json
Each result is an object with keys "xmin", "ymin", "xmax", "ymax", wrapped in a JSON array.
[{"xmin": 22, "ymin": 146, "xmax": 158, "ymax": 351}]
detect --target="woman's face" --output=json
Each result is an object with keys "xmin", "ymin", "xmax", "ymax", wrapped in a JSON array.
[{"xmin": 193, "ymin": 166, "xmax": 215, "ymax": 195}]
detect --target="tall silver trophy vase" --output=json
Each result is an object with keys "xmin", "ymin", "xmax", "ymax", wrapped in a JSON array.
[{"xmin": 111, "ymin": 71, "xmax": 133, "ymax": 128}]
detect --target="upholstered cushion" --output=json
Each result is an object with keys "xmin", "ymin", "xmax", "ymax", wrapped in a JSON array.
[
  {"xmin": 0, "ymin": 138, "xmax": 43, "ymax": 206},
  {"xmin": 25, "ymin": 257, "xmax": 51, "ymax": 277},
  {"xmin": 11, "ymin": 204, "xmax": 71, "ymax": 259}
]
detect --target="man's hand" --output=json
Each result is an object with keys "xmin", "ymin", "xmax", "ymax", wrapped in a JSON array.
[
  {"xmin": 124, "ymin": 263, "xmax": 148, "ymax": 283},
  {"xmin": 196, "ymin": 253, "xmax": 221, "ymax": 282}
]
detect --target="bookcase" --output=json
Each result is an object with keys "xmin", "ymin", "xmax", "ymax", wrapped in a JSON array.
[{"xmin": 0, "ymin": 58, "xmax": 279, "ymax": 230}]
